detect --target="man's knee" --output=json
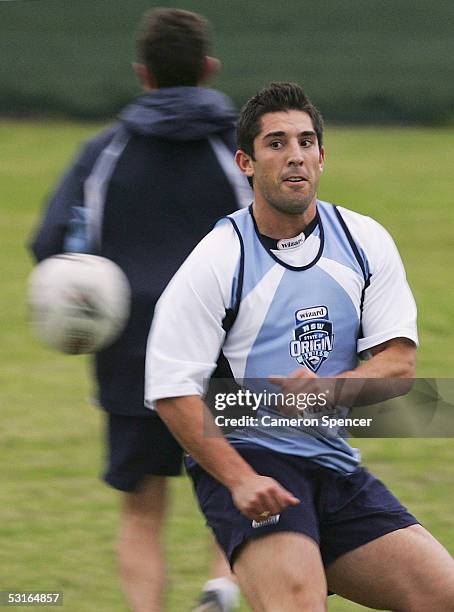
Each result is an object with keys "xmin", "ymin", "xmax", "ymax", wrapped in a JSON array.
[
  {"xmin": 250, "ymin": 576, "xmax": 326, "ymax": 612},
  {"xmin": 286, "ymin": 581, "xmax": 327, "ymax": 612},
  {"xmin": 117, "ymin": 476, "xmax": 169, "ymax": 558},
  {"xmin": 116, "ymin": 480, "xmax": 168, "ymax": 579}
]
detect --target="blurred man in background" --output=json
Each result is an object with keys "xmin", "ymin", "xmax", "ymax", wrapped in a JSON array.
[{"xmin": 30, "ymin": 8, "xmax": 249, "ymax": 612}]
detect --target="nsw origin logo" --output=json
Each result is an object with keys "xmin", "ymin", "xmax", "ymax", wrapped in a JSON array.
[{"xmin": 289, "ymin": 306, "xmax": 334, "ymax": 372}]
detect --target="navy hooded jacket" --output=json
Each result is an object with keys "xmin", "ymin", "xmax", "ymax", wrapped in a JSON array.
[{"xmin": 30, "ymin": 87, "xmax": 251, "ymax": 416}]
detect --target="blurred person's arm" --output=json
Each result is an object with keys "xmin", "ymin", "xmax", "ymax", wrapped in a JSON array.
[{"xmin": 28, "ymin": 127, "xmax": 116, "ymax": 262}]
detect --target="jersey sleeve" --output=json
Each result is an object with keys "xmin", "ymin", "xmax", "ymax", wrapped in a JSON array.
[
  {"xmin": 28, "ymin": 147, "xmax": 87, "ymax": 261},
  {"xmin": 28, "ymin": 126, "xmax": 117, "ymax": 262},
  {"xmin": 339, "ymin": 208, "xmax": 419, "ymax": 353},
  {"xmin": 144, "ymin": 220, "xmax": 241, "ymax": 407}
]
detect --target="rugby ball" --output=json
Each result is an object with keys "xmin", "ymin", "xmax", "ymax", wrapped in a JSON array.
[{"xmin": 28, "ymin": 253, "xmax": 131, "ymax": 354}]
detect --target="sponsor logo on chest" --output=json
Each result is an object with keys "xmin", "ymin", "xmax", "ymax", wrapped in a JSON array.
[{"xmin": 289, "ymin": 305, "xmax": 335, "ymax": 372}]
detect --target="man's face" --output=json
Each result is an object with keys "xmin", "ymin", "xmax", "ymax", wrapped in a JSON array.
[{"xmin": 237, "ymin": 110, "xmax": 325, "ymax": 215}]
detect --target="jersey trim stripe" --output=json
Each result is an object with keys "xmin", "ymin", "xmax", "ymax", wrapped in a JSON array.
[
  {"xmin": 333, "ymin": 205, "xmax": 372, "ymax": 338},
  {"xmin": 83, "ymin": 128, "xmax": 130, "ymax": 251},
  {"xmin": 222, "ymin": 217, "xmax": 245, "ymax": 333},
  {"xmin": 333, "ymin": 206, "xmax": 369, "ymax": 283}
]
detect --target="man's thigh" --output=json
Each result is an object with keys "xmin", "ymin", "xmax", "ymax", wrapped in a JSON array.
[
  {"xmin": 103, "ymin": 413, "xmax": 183, "ymax": 492},
  {"xmin": 234, "ymin": 532, "xmax": 327, "ymax": 612},
  {"xmin": 326, "ymin": 524, "xmax": 454, "ymax": 610}
]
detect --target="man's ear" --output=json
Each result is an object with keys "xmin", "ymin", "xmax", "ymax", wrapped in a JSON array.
[
  {"xmin": 132, "ymin": 63, "xmax": 157, "ymax": 91},
  {"xmin": 199, "ymin": 56, "xmax": 220, "ymax": 84},
  {"xmin": 235, "ymin": 149, "xmax": 254, "ymax": 178},
  {"xmin": 319, "ymin": 145, "xmax": 325, "ymax": 172}
]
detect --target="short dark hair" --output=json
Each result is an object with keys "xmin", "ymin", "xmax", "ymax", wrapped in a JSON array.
[
  {"xmin": 136, "ymin": 8, "xmax": 210, "ymax": 88},
  {"xmin": 237, "ymin": 82, "xmax": 324, "ymax": 158}
]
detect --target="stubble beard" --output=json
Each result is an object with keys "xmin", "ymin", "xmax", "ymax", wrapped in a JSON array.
[{"xmin": 260, "ymin": 182, "xmax": 317, "ymax": 216}]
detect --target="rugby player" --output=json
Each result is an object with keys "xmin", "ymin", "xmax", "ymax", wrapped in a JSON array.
[{"xmin": 145, "ymin": 82, "xmax": 454, "ymax": 610}]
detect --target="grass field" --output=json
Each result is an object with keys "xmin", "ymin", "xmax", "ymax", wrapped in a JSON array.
[{"xmin": 1, "ymin": 121, "xmax": 453, "ymax": 611}]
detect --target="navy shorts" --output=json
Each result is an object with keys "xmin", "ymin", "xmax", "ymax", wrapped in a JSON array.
[
  {"xmin": 187, "ymin": 447, "xmax": 418, "ymax": 568},
  {"xmin": 103, "ymin": 413, "xmax": 183, "ymax": 491}
]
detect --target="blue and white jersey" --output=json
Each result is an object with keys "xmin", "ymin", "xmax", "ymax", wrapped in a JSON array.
[{"xmin": 145, "ymin": 201, "xmax": 418, "ymax": 473}]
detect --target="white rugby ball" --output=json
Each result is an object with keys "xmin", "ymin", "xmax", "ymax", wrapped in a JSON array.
[{"xmin": 28, "ymin": 253, "xmax": 131, "ymax": 354}]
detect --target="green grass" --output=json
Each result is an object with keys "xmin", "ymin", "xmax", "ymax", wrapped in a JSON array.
[{"xmin": 1, "ymin": 121, "xmax": 453, "ymax": 611}]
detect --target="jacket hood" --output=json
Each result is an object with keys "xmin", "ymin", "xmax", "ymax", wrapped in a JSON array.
[{"xmin": 119, "ymin": 86, "xmax": 237, "ymax": 141}]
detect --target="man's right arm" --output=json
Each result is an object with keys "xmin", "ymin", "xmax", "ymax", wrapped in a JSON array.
[
  {"xmin": 157, "ymin": 395, "xmax": 299, "ymax": 521},
  {"xmin": 145, "ymin": 222, "xmax": 299, "ymax": 519}
]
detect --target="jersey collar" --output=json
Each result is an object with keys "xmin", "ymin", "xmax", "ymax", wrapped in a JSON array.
[{"xmin": 248, "ymin": 203, "xmax": 325, "ymax": 272}]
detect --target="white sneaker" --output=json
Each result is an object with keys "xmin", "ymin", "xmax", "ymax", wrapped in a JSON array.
[{"xmin": 193, "ymin": 589, "xmax": 226, "ymax": 612}]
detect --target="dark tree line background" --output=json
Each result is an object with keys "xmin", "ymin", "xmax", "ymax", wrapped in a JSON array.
[{"xmin": 1, "ymin": 0, "xmax": 453, "ymax": 123}]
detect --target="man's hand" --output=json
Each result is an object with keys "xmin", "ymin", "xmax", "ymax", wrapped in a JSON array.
[
  {"xmin": 269, "ymin": 367, "xmax": 336, "ymax": 416},
  {"xmin": 157, "ymin": 396, "xmax": 300, "ymax": 522},
  {"xmin": 270, "ymin": 365, "xmax": 317, "ymax": 384},
  {"xmin": 270, "ymin": 365, "xmax": 318, "ymax": 401},
  {"xmin": 230, "ymin": 474, "xmax": 300, "ymax": 521}
]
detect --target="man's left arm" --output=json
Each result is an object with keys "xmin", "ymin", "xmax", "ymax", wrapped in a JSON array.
[
  {"xmin": 342, "ymin": 213, "xmax": 418, "ymax": 400},
  {"xmin": 342, "ymin": 337, "xmax": 416, "ymax": 378}
]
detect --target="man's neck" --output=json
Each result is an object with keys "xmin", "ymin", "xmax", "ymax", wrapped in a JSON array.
[{"xmin": 252, "ymin": 199, "xmax": 318, "ymax": 239}]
